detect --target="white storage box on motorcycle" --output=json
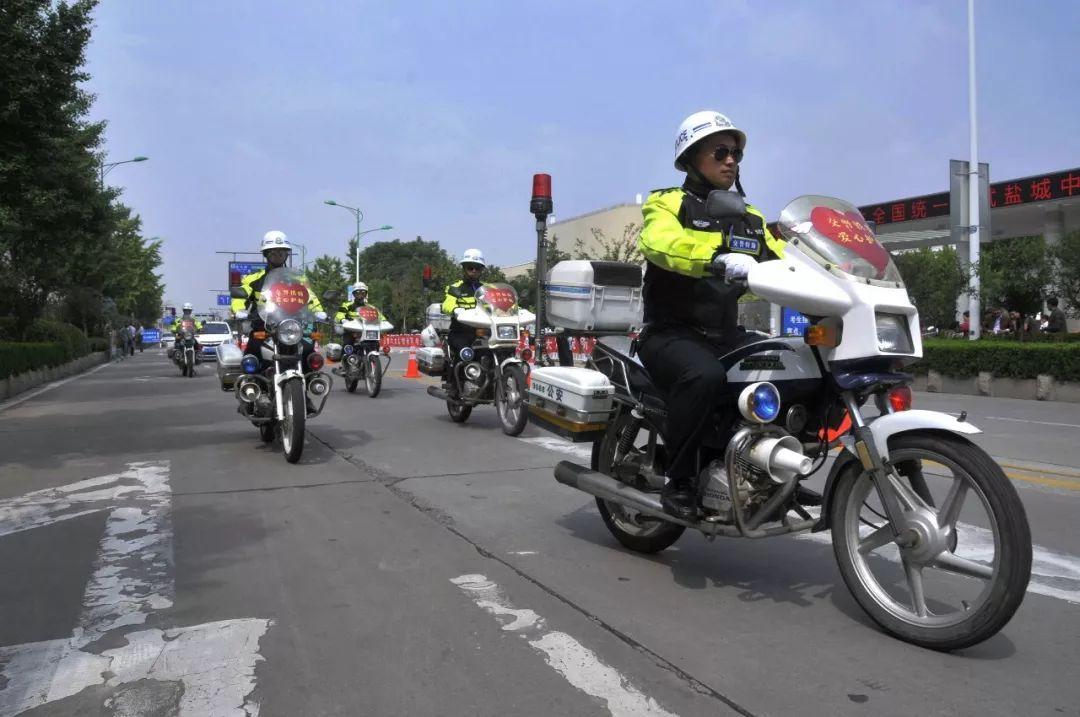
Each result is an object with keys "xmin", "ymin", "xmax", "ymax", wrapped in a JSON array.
[
  {"xmin": 527, "ymin": 366, "xmax": 614, "ymax": 442},
  {"xmin": 416, "ymin": 346, "xmax": 445, "ymax": 376},
  {"xmin": 426, "ymin": 303, "xmax": 451, "ymax": 333},
  {"xmin": 546, "ymin": 260, "xmax": 643, "ymax": 332},
  {"xmin": 216, "ymin": 343, "xmax": 245, "ymax": 392}
]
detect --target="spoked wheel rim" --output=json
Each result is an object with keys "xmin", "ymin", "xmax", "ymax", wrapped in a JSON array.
[
  {"xmin": 602, "ymin": 500, "xmax": 669, "ymax": 537},
  {"xmin": 498, "ymin": 374, "xmax": 522, "ymax": 425},
  {"xmin": 843, "ymin": 447, "xmax": 1001, "ymax": 629},
  {"xmin": 598, "ymin": 415, "xmax": 669, "ymax": 538},
  {"xmin": 365, "ymin": 354, "xmax": 380, "ymax": 396}
]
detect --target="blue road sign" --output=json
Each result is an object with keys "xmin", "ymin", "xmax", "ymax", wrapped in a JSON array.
[
  {"xmin": 781, "ymin": 307, "xmax": 810, "ymax": 336},
  {"xmin": 141, "ymin": 328, "xmax": 161, "ymax": 344},
  {"xmin": 217, "ymin": 294, "xmax": 230, "ymax": 306}
]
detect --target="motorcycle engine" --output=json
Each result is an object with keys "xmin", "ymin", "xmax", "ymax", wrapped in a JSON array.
[{"xmin": 700, "ymin": 427, "xmax": 809, "ymax": 521}]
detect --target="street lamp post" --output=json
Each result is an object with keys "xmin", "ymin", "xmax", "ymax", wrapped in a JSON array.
[
  {"xmin": 353, "ymin": 226, "xmax": 394, "ymax": 282},
  {"xmin": 323, "ymin": 199, "xmax": 391, "ymax": 283},
  {"xmin": 99, "ymin": 155, "xmax": 149, "ymax": 188}
]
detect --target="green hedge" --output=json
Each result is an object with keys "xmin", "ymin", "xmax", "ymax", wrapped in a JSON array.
[
  {"xmin": 0, "ymin": 318, "xmax": 91, "ymax": 358},
  {"xmin": 912, "ymin": 339, "xmax": 1080, "ymax": 382},
  {"xmin": 89, "ymin": 336, "xmax": 109, "ymax": 352},
  {"xmin": 0, "ymin": 342, "xmax": 75, "ymax": 380}
]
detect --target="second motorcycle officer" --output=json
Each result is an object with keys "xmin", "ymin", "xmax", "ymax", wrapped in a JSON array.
[{"xmin": 636, "ymin": 111, "xmax": 785, "ymax": 520}]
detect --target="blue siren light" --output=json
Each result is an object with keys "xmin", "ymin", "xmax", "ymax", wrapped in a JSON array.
[
  {"xmin": 459, "ymin": 347, "xmax": 475, "ymax": 362},
  {"xmin": 241, "ymin": 355, "xmax": 260, "ymax": 374},
  {"xmin": 343, "ymin": 344, "xmax": 354, "ymax": 355},
  {"xmin": 751, "ymin": 383, "xmax": 781, "ymax": 422}
]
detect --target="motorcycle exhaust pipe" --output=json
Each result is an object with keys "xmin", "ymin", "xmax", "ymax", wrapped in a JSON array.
[
  {"xmin": 427, "ymin": 385, "xmax": 452, "ymax": 401},
  {"xmin": 553, "ymin": 461, "xmax": 693, "ymax": 528}
]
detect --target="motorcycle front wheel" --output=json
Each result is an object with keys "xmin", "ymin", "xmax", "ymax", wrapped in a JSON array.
[
  {"xmin": 345, "ymin": 374, "xmax": 359, "ymax": 393},
  {"xmin": 280, "ymin": 378, "xmax": 306, "ymax": 464},
  {"xmin": 496, "ymin": 365, "xmax": 528, "ymax": 436},
  {"xmin": 830, "ymin": 431, "xmax": 1031, "ymax": 651},
  {"xmin": 365, "ymin": 353, "xmax": 382, "ymax": 397}
]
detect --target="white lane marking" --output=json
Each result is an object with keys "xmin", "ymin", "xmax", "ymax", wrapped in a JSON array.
[
  {"xmin": 0, "ymin": 462, "xmax": 272, "ymax": 716},
  {"xmin": 0, "ymin": 360, "xmax": 113, "ymax": 414},
  {"xmin": 508, "ymin": 550, "xmax": 539, "ymax": 556},
  {"xmin": 451, "ymin": 574, "xmax": 677, "ymax": 717},
  {"xmin": 985, "ymin": 415, "xmax": 1080, "ymax": 430},
  {"xmin": 795, "ymin": 511, "xmax": 1080, "ymax": 604},
  {"xmin": 518, "ymin": 435, "xmax": 594, "ymax": 463}
]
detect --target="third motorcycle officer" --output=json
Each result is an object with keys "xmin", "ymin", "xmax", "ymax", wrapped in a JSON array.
[{"xmin": 636, "ymin": 111, "xmax": 785, "ymax": 520}]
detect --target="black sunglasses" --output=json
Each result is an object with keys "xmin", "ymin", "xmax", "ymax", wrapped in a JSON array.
[{"xmin": 710, "ymin": 146, "xmax": 744, "ymax": 163}]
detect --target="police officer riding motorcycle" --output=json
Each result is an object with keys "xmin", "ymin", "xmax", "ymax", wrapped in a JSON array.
[{"xmin": 636, "ymin": 111, "xmax": 785, "ymax": 520}]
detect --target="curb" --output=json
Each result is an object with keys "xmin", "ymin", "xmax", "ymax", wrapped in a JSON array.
[{"xmin": 0, "ymin": 351, "xmax": 110, "ymax": 402}]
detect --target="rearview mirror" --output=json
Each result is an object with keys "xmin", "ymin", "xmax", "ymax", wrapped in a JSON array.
[
  {"xmin": 706, "ymin": 190, "xmax": 746, "ymax": 221},
  {"xmin": 322, "ymin": 290, "xmax": 343, "ymax": 305},
  {"xmin": 229, "ymin": 286, "xmax": 248, "ymax": 299}
]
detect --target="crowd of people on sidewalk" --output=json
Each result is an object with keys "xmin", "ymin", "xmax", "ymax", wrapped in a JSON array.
[
  {"xmin": 954, "ymin": 297, "xmax": 1069, "ymax": 340},
  {"xmin": 108, "ymin": 320, "xmax": 145, "ymax": 360}
]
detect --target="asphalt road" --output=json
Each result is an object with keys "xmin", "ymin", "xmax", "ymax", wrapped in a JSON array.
[{"xmin": 1, "ymin": 351, "xmax": 1078, "ymax": 717}]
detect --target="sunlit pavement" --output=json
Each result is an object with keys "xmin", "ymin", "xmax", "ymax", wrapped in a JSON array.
[{"xmin": 1, "ymin": 352, "xmax": 1078, "ymax": 716}]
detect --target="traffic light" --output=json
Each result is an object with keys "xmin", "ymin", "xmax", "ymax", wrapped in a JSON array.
[{"xmin": 422, "ymin": 265, "xmax": 433, "ymax": 291}]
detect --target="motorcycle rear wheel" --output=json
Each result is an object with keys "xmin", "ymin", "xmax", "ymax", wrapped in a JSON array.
[
  {"xmin": 830, "ymin": 432, "xmax": 1031, "ymax": 651},
  {"xmin": 280, "ymin": 378, "xmax": 306, "ymax": 464},
  {"xmin": 593, "ymin": 413, "xmax": 684, "ymax": 553},
  {"xmin": 365, "ymin": 354, "xmax": 382, "ymax": 397},
  {"xmin": 447, "ymin": 400, "xmax": 471, "ymax": 423}
]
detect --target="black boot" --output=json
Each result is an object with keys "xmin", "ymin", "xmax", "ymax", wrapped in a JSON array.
[{"xmin": 661, "ymin": 480, "xmax": 699, "ymax": 521}]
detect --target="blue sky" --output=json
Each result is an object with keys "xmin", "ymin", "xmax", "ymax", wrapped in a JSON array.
[{"xmin": 84, "ymin": 1, "xmax": 1080, "ymax": 311}]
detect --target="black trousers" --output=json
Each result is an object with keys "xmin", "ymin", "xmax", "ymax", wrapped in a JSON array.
[{"xmin": 636, "ymin": 326, "xmax": 743, "ymax": 484}]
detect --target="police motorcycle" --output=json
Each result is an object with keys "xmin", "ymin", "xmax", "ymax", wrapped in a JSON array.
[
  {"xmin": 419, "ymin": 284, "xmax": 536, "ymax": 436},
  {"xmin": 229, "ymin": 268, "xmax": 333, "ymax": 464},
  {"xmin": 172, "ymin": 318, "xmax": 200, "ymax": 377},
  {"xmin": 333, "ymin": 306, "xmax": 394, "ymax": 397},
  {"xmin": 540, "ymin": 192, "xmax": 1032, "ymax": 651}
]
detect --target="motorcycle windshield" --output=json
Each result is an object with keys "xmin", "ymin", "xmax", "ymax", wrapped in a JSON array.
[
  {"xmin": 177, "ymin": 319, "xmax": 197, "ymax": 337},
  {"xmin": 477, "ymin": 284, "xmax": 519, "ymax": 318},
  {"xmin": 776, "ymin": 195, "xmax": 903, "ymax": 284},
  {"xmin": 257, "ymin": 267, "xmax": 316, "ymax": 327}
]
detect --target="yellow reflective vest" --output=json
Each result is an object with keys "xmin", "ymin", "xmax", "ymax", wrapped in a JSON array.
[{"xmin": 637, "ymin": 184, "xmax": 784, "ymax": 332}]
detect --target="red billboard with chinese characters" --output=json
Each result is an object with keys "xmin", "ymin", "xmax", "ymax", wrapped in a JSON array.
[{"xmin": 858, "ymin": 167, "xmax": 1080, "ymax": 226}]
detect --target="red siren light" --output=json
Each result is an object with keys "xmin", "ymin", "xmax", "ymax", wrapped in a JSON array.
[
  {"xmin": 530, "ymin": 173, "xmax": 553, "ymax": 218},
  {"xmin": 532, "ymin": 173, "xmax": 552, "ymax": 200}
]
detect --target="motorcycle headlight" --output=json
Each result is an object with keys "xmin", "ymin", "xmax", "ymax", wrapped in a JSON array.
[
  {"xmin": 497, "ymin": 324, "xmax": 518, "ymax": 340},
  {"xmin": 364, "ymin": 330, "xmax": 380, "ymax": 341},
  {"xmin": 343, "ymin": 344, "xmax": 354, "ymax": 355},
  {"xmin": 277, "ymin": 319, "xmax": 302, "ymax": 346},
  {"xmin": 875, "ymin": 313, "xmax": 914, "ymax": 354},
  {"xmin": 182, "ymin": 330, "xmax": 193, "ymax": 340}
]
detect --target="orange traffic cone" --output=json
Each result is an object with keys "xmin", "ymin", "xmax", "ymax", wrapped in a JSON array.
[{"xmin": 403, "ymin": 345, "xmax": 421, "ymax": 378}]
